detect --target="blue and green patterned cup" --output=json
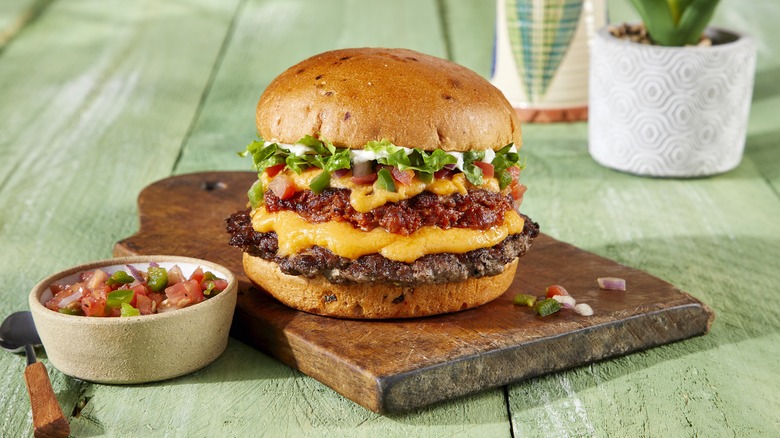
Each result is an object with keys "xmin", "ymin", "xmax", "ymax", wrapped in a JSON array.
[{"xmin": 492, "ymin": 0, "xmax": 606, "ymax": 122}]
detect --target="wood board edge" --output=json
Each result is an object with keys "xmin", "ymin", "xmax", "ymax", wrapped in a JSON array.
[{"xmin": 376, "ymin": 302, "xmax": 714, "ymax": 413}]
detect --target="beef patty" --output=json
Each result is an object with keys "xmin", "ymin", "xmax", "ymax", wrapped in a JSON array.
[{"xmin": 226, "ymin": 208, "xmax": 539, "ymax": 286}]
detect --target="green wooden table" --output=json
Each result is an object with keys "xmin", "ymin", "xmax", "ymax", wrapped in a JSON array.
[{"xmin": 1, "ymin": 0, "xmax": 778, "ymax": 436}]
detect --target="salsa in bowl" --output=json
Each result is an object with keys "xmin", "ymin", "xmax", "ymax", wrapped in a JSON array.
[{"xmin": 29, "ymin": 255, "xmax": 237, "ymax": 384}]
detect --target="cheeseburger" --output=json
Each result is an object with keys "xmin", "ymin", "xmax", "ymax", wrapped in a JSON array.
[{"xmin": 227, "ymin": 47, "xmax": 539, "ymax": 319}]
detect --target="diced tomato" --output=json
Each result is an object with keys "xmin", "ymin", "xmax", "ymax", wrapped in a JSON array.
[
  {"xmin": 165, "ymin": 282, "xmax": 187, "ymax": 306},
  {"xmin": 131, "ymin": 283, "xmax": 149, "ymax": 297},
  {"xmin": 184, "ymin": 280, "xmax": 204, "ymax": 304},
  {"xmin": 82, "ymin": 293, "xmax": 107, "ymax": 317},
  {"xmin": 264, "ymin": 164, "xmax": 286, "ymax": 177},
  {"xmin": 167, "ymin": 265, "xmax": 185, "ymax": 285},
  {"xmin": 165, "ymin": 280, "xmax": 204, "ymax": 308},
  {"xmin": 390, "ymin": 167, "xmax": 415, "ymax": 185},
  {"xmin": 49, "ymin": 283, "xmax": 68, "ymax": 295},
  {"xmin": 149, "ymin": 292, "xmax": 165, "ymax": 308},
  {"xmin": 434, "ymin": 165, "xmax": 455, "ymax": 179},
  {"xmin": 189, "ymin": 267, "xmax": 205, "ymax": 284},
  {"xmin": 351, "ymin": 173, "xmax": 377, "ymax": 185},
  {"xmin": 45, "ymin": 286, "xmax": 83, "ymax": 312},
  {"xmin": 211, "ymin": 279, "xmax": 228, "ymax": 293},
  {"xmin": 545, "ymin": 284, "xmax": 569, "ymax": 298},
  {"xmin": 511, "ymin": 183, "xmax": 527, "ymax": 202},
  {"xmin": 135, "ymin": 294, "xmax": 154, "ymax": 315},
  {"xmin": 474, "ymin": 161, "xmax": 495, "ymax": 178},
  {"xmin": 268, "ymin": 173, "xmax": 296, "ymax": 200}
]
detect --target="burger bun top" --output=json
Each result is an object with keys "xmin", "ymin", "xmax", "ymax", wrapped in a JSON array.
[{"xmin": 255, "ymin": 47, "xmax": 521, "ymax": 153}]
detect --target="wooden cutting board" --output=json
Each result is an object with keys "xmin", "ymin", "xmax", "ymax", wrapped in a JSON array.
[{"xmin": 115, "ymin": 172, "xmax": 714, "ymax": 413}]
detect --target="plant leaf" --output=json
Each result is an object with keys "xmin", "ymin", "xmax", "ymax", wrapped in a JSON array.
[{"xmin": 677, "ymin": 0, "xmax": 721, "ymax": 45}]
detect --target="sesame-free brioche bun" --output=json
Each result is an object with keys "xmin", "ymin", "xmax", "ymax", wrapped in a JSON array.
[
  {"xmin": 243, "ymin": 254, "xmax": 518, "ymax": 319},
  {"xmin": 256, "ymin": 47, "xmax": 522, "ymax": 152}
]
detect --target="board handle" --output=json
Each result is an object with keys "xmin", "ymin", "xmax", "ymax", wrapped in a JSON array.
[{"xmin": 24, "ymin": 361, "xmax": 70, "ymax": 438}]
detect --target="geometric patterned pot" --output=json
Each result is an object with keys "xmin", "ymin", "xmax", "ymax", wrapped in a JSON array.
[{"xmin": 588, "ymin": 26, "xmax": 757, "ymax": 177}]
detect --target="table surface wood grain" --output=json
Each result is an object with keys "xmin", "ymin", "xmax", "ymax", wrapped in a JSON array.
[{"xmin": 1, "ymin": 0, "xmax": 778, "ymax": 436}]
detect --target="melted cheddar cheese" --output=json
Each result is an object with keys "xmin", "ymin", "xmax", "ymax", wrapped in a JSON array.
[
  {"xmin": 261, "ymin": 169, "xmax": 502, "ymax": 213},
  {"xmin": 251, "ymin": 207, "xmax": 524, "ymax": 263}
]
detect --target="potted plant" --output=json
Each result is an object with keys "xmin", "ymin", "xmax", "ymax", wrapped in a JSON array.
[{"xmin": 588, "ymin": 0, "xmax": 757, "ymax": 177}]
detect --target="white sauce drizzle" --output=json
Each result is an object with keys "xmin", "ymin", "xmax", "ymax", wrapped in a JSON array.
[{"xmin": 263, "ymin": 140, "xmax": 515, "ymax": 168}]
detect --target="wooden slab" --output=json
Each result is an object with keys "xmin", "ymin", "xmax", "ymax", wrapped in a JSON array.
[{"xmin": 115, "ymin": 172, "xmax": 714, "ymax": 413}]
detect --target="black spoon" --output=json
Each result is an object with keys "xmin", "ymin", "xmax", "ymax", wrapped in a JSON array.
[{"xmin": 0, "ymin": 311, "xmax": 69, "ymax": 437}]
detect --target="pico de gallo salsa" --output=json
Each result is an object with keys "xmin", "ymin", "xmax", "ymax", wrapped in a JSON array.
[{"xmin": 44, "ymin": 264, "xmax": 229, "ymax": 317}]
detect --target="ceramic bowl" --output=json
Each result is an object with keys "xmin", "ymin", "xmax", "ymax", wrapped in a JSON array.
[{"xmin": 29, "ymin": 255, "xmax": 237, "ymax": 384}]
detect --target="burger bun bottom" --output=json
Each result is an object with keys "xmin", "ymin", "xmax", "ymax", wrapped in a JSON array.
[{"xmin": 243, "ymin": 254, "xmax": 518, "ymax": 319}]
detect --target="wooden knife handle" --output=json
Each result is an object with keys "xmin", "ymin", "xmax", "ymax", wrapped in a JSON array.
[{"xmin": 24, "ymin": 362, "xmax": 70, "ymax": 438}]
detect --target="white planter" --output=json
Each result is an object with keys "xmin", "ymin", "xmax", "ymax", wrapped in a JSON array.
[{"xmin": 588, "ymin": 26, "xmax": 757, "ymax": 177}]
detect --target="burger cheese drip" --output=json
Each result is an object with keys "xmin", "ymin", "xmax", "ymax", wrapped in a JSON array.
[{"xmin": 250, "ymin": 208, "xmax": 524, "ymax": 263}]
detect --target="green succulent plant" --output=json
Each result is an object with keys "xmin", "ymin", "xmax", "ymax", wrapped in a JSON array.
[{"xmin": 629, "ymin": 0, "xmax": 721, "ymax": 46}]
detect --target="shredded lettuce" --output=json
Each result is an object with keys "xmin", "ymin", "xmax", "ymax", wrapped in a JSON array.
[
  {"xmin": 492, "ymin": 144, "xmax": 525, "ymax": 189},
  {"xmin": 365, "ymin": 139, "xmax": 458, "ymax": 178},
  {"xmin": 238, "ymin": 136, "xmax": 524, "ymax": 204}
]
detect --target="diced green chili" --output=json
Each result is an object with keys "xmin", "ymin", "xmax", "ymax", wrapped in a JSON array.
[
  {"xmin": 106, "ymin": 270, "xmax": 134, "ymax": 286},
  {"xmin": 513, "ymin": 293, "xmax": 537, "ymax": 307},
  {"xmin": 107, "ymin": 289, "xmax": 134, "ymax": 308},
  {"xmin": 247, "ymin": 179, "xmax": 264, "ymax": 208},
  {"xmin": 497, "ymin": 170, "xmax": 514, "ymax": 190},
  {"xmin": 534, "ymin": 298, "xmax": 562, "ymax": 317},
  {"xmin": 147, "ymin": 267, "xmax": 168, "ymax": 292},
  {"xmin": 120, "ymin": 302, "xmax": 141, "ymax": 317},
  {"xmin": 58, "ymin": 305, "xmax": 81, "ymax": 316},
  {"xmin": 203, "ymin": 281, "xmax": 216, "ymax": 296},
  {"xmin": 376, "ymin": 168, "xmax": 396, "ymax": 192},
  {"xmin": 309, "ymin": 171, "xmax": 331, "ymax": 194}
]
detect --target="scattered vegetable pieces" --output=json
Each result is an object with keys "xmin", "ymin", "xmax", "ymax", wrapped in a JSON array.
[
  {"xmin": 597, "ymin": 277, "xmax": 626, "ymax": 291},
  {"xmin": 516, "ymin": 283, "xmax": 595, "ymax": 317},
  {"xmin": 513, "ymin": 293, "xmax": 537, "ymax": 307},
  {"xmin": 534, "ymin": 298, "xmax": 562, "ymax": 317},
  {"xmin": 574, "ymin": 303, "xmax": 594, "ymax": 316},
  {"xmin": 551, "ymin": 294, "xmax": 576, "ymax": 309},
  {"xmin": 545, "ymin": 284, "xmax": 569, "ymax": 298}
]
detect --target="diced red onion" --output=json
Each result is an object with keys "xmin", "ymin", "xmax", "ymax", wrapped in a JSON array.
[
  {"xmin": 126, "ymin": 264, "xmax": 146, "ymax": 283},
  {"xmin": 597, "ymin": 277, "xmax": 626, "ymax": 291},
  {"xmin": 58, "ymin": 289, "xmax": 83, "ymax": 308},
  {"xmin": 352, "ymin": 160, "xmax": 373, "ymax": 177},
  {"xmin": 574, "ymin": 303, "xmax": 594, "ymax": 316},
  {"xmin": 332, "ymin": 168, "xmax": 349, "ymax": 178},
  {"xmin": 552, "ymin": 294, "xmax": 576, "ymax": 309},
  {"xmin": 434, "ymin": 165, "xmax": 454, "ymax": 179}
]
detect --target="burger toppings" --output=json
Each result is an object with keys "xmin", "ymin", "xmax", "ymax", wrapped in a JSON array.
[
  {"xmin": 264, "ymin": 189, "xmax": 514, "ymax": 235},
  {"xmin": 239, "ymin": 135, "xmax": 524, "ymax": 208}
]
